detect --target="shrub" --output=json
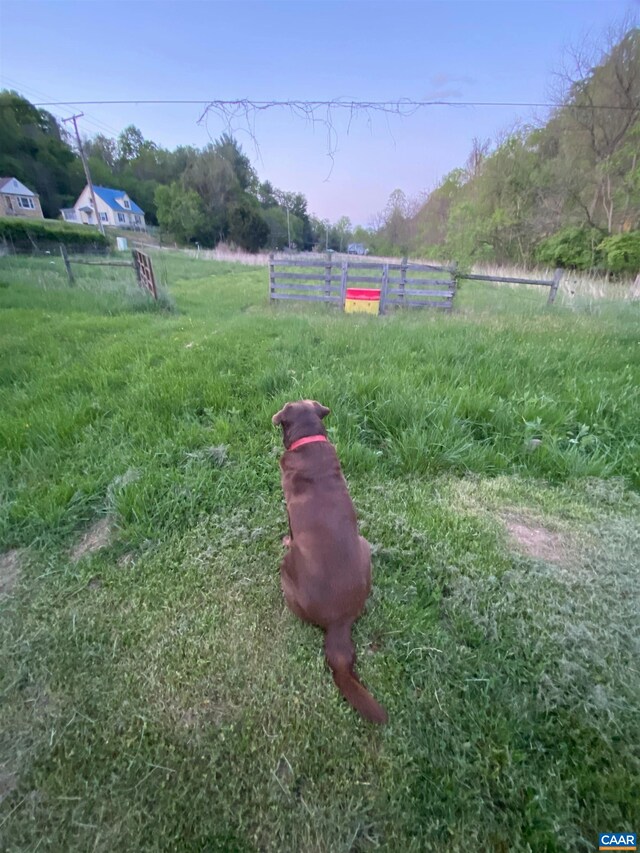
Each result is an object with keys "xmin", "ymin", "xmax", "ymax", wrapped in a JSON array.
[
  {"xmin": 228, "ymin": 203, "xmax": 269, "ymax": 253},
  {"xmin": 155, "ymin": 183, "xmax": 206, "ymax": 245},
  {"xmin": 0, "ymin": 217, "xmax": 111, "ymax": 253},
  {"xmin": 535, "ymin": 226, "xmax": 605, "ymax": 270},
  {"xmin": 597, "ymin": 232, "xmax": 640, "ymax": 275}
]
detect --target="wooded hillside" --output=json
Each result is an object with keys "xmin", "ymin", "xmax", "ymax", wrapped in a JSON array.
[{"xmin": 371, "ymin": 26, "xmax": 640, "ymax": 272}]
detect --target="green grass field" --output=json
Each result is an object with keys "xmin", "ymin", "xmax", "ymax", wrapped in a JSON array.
[{"xmin": 1, "ymin": 252, "xmax": 639, "ymax": 852}]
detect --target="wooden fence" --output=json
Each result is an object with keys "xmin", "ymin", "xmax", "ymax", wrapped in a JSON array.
[
  {"xmin": 269, "ymin": 256, "xmax": 344, "ymax": 305},
  {"xmin": 60, "ymin": 245, "xmax": 158, "ymax": 299},
  {"xmin": 269, "ymin": 254, "xmax": 457, "ymax": 313},
  {"xmin": 382, "ymin": 259, "xmax": 457, "ymax": 311},
  {"xmin": 131, "ymin": 249, "xmax": 158, "ymax": 299},
  {"xmin": 460, "ymin": 268, "xmax": 563, "ymax": 304}
]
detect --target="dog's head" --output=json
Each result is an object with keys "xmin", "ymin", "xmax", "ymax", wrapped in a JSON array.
[{"xmin": 272, "ymin": 399, "xmax": 330, "ymax": 449}]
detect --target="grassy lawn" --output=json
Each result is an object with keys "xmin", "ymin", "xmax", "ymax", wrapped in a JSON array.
[{"xmin": 1, "ymin": 252, "xmax": 639, "ymax": 852}]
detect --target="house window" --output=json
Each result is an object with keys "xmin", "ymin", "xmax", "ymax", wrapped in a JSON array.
[
  {"xmin": 123, "ymin": 199, "xmax": 130, "ymax": 209},
  {"xmin": 134, "ymin": 215, "xmax": 141, "ymax": 224},
  {"xmin": 18, "ymin": 196, "xmax": 35, "ymax": 209},
  {"xmin": 100, "ymin": 212, "xmax": 108, "ymax": 222},
  {"xmin": 117, "ymin": 213, "xmax": 126, "ymax": 223}
]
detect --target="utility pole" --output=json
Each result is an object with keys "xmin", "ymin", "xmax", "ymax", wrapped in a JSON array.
[
  {"xmin": 62, "ymin": 113, "xmax": 105, "ymax": 236},
  {"xmin": 286, "ymin": 206, "xmax": 291, "ymax": 249}
]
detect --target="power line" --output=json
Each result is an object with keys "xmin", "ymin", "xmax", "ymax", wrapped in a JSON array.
[
  {"xmin": 29, "ymin": 98, "xmax": 639, "ymax": 111},
  {"xmin": 0, "ymin": 76, "xmax": 121, "ymax": 136}
]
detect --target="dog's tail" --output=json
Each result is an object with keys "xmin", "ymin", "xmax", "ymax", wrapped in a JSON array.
[{"xmin": 324, "ymin": 622, "xmax": 388, "ymax": 724}]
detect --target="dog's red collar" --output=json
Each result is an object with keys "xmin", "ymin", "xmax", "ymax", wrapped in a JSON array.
[{"xmin": 288, "ymin": 435, "xmax": 328, "ymax": 451}]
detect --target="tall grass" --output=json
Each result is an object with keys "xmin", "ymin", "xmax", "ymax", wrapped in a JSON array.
[
  {"xmin": 471, "ymin": 262, "xmax": 638, "ymax": 304},
  {"xmin": 1, "ymin": 252, "xmax": 638, "ymax": 851}
]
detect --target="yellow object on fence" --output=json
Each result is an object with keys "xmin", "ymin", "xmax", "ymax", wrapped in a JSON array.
[{"xmin": 344, "ymin": 287, "xmax": 380, "ymax": 314}]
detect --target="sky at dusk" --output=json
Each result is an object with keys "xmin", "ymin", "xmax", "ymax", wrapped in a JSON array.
[{"xmin": 0, "ymin": 0, "xmax": 636, "ymax": 224}]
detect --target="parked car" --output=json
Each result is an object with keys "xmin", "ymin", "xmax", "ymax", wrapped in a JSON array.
[{"xmin": 347, "ymin": 243, "xmax": 369, "ymax": 255}]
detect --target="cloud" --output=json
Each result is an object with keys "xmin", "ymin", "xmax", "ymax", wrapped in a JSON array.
[
  {"xmin": 422, "ymin": 88, "xmax": 465, "ymax": 101},
  {"xmin": 430, "ymin": 72, "xmax": 475, "ymax": 87},
  {"xmin": 422, "ymin": 73, "xmax": 476, "ymax": 100}
]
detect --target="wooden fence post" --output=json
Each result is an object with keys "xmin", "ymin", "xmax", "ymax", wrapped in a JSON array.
[
  {"xmin": 269, "ymin": 253, "xmax": 275, "ymax": 301},
  {"xmin": 449, "ymin": 261, "xmax": 458, "ymax": 311},
  {"xmin": 340, "ymin": 260, "xmax": 348, "ymax": 309},
  {"xmin": 325, "ymin": 252, "xmax": 332, "ymax": 302},
  {"xmin": 60, "ymin": 244, "xmax": 74, "ymax": 285},
  {"xmin": 547, "ymin": 268, "xmax": 562, "ymax": 304},
  {"xmin": 400, "ymin": 256, "xmax": 408, "ymax": 306},
  {"xmin": 379, "ymin": 263, "xmax": 389, "ymax": 315},
  {"xmin": 132, "ymin": 249, "xmax": 143, "ymax": 290}
]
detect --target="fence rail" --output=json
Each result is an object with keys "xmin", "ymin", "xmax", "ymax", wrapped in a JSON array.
[{"xmin": 460, "ymin": 269, "xmax": 562, "ymax": 304}]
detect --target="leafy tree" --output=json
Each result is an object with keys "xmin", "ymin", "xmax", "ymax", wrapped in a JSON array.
[
  {"xmin": 334, "ymin": 216, "xmax": 352, "ymax": 251},
  {"xmin": 85, "ymin": 155, "xmax": 115, "ymax": 187},
  {"xmin": 535, "ymin": 226, "xmax": 606, "ymax": 269},
  {"xmin": 308, "ymin": 216, "xmax": 330, "ymax": 250},
  {"xmin": 445, "ymin": 200, "xmax": 496, "ymax": 265},
  {"xmin": 84, "ymin": 134, "xmax": 118, "ymax": 168},
  {"xmin": 228, "ymin": 202, "xmax": 269, "ymax": 252},
  {"xmin": 384, "ymin": 189, "xmax": 409, "ymax": 246},
  {"xmin": 155, "ymin": 183, "xmax": 206, "ymax": 244},
  {"xmin": 117, "ymin": 125, "xmax": 146, "ymax": 162},
  {"xmin": 270, "ymin": 189, "xmax": 313, "ymax": 249},
  {"xmin": 472, "ymin": 130, "xmax": 542, "ymax": 262},
  {"xmin": 213, "ymin": 133, "xmax": 257, "ymax": 192},
  {"xmin": 606, "ymin": 121, "xmax": 640, "ymax": 231},
  {"xmin": 262, "ymin": 206, "xmax": 304, "ymax": 249},
  {"xmin": 351, "ymin": 225, "xmax": 372, "ymax": 246},
  {"xmin": 412, "ymin": 169, "xmax": 465, "ymax": 248},
  {"xmin": 598, "ymin": 231, "xmax": 640, "ymax": 273},
  {"xmin": 183, "ymin": 147, "xmax": 237, "ymax": 210},
  {"xmin": 464, "ymin": 137, "xmax": 491, "ymax": 180},
  {"xmin": 257, "ymin": 180, "xmax": 278, "ymax": 208}
]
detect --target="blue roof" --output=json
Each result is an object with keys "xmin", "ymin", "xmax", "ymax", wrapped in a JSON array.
[{"xmin": 93, "ymin": 186, "xmax": 144, "ymax": 214}]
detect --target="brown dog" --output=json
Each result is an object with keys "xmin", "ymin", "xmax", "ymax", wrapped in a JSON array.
[{"xmin": 272, "ymin": 400, "xmax": 387, "ymax": 724}]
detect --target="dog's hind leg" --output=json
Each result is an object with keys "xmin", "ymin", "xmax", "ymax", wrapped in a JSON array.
[{"xmin": 280, "ymin": 551, "xmax": 307, "ymax": 621}]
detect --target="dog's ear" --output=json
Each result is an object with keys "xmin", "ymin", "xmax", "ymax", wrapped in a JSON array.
[
  {"xmin": 312, "ymin": 401, "xmax": 331, "ymax": 419},
  {"xmin": 272, "ymin": 406, "xmax": 286, "ymax": 426}
]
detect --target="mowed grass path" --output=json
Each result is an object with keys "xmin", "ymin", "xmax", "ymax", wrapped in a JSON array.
[{"xmin": 1, "ymin": 254, "xmax": 639, "ymax": 851}]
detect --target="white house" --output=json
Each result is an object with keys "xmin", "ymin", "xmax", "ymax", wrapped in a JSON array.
[{"xmin": 61, "ymin": 185, "xmax": 146, "ymax": 231}]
